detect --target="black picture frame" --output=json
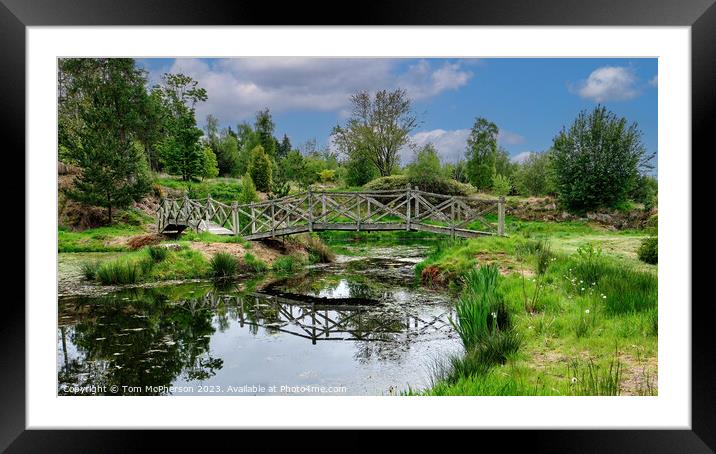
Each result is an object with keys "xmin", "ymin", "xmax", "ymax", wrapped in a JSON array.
[{"xmin": 4, "ymin": 0, "xmax": 711, "ymax": 450}]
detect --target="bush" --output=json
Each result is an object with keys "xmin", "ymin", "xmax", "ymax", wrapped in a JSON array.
[
  {"xmin": 637, "ymin": 236, "xmax": 658, "ymax": 264},
  {"xmin": 551, "ymin": 106, "xmax": 650, "ymax": 211},
  {"xmin": 210, "ymin": 252, "xmax": 238, "ymax": 279},
  {"xmin": 345, "ymin": 152, "xmax": 378, "ymax": 186},
  {"xmin": 242, "ymin": 253, "xmax": 268, "ymax": 273},
  {"xmin": 630, "ymin": 174, "xmax": 657, "ymax": 210},
  {"xmin": 147, "ymin": 245, "xmax": 169, "ymax": 263},
  {"xmin": 364, "ymin": 174, "xmax": 475, "ymax": 196},
  {"xmin": 303, "ymin": 235, "xmax": 335, "ymax": 263},
  {"xmin": 513, "ymin": 151, "xmax": 555, "ymax": 196},
  {"xmin": 406, "ymin": 144, "xmax": 445, "ymax": 192},
  {"xmin": 318, "ymin": 169, "xmax": 336, "ymax": 183},
  {"xmin": 491, "ymin": 174, "xmax": 511, "ymax": 196}
]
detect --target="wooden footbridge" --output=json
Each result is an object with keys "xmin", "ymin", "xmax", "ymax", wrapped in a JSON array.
[{"xmin": 157, "ymin": 187, "xmax": 505, "ymax": 240}]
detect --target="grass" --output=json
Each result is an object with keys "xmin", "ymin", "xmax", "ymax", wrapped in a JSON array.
[
  {"xmin": 180, "ymin": 230, "xmax": 249, "ymax": 245},
  {"xmin": 95, "ymin": 260, "xmax": 142, "ymax": 285},
  {"xmin": 147, "ymin": 245, "xmax": 168, "ymax": 263},
  {"xmin": 58, "ymin": 224, "xmax": 144, "ymax": 252},
  {"xmin": 272, "ymin": 255, "xmax": 304, "ymax": 274},
  {"xmin": 242, "ymin": 253, "xmax": 268, "ymax": 273},
  {"xmin": 210, "ymin": 252, "xmax": 238, "ymax": 279},
  {"xmin": 155, "ymin": 176, "xmax": 244, "ymax": 203},
  {"xmin": 410, "ymin": 220, "xmax": 657, "ymax": 396}
]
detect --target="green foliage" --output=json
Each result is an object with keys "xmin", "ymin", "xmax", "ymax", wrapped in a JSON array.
[
  {"xmin": 630, "ymin": 174, "xmax": 658, "ymax": 210},
  {"xmin": 513, "ymin": 151, "xmax": 556, "ymax": 196},
  {"xmin": 147, "ymin": 245, "xmax": 168, "ymax": 263},
  {"xmin": 363, "ymin": 174, "xmax": 474, "ymax": 196},
  {"xmin": 254, "ymin": 108, "xmax": 277, "ymax": 157},
  {"xmin": 80, "ymin": 261, "xmax": 100, "ymax": 280},
  {"xmin": 495, "ymin": 147, "xmax": 518, "ymax": 180},
  {"xmin": 302, "ymin": 234, "xmax": 336, "ymax": 263},
  {"xmin": 551, "ymin": 105, "xmax": 652, "ymax": 210},
  {"xmin": 318, "ymin": 168, "xmax": 336, "ymax": 183},
  {"xmin": 209, "ymin": 252, "xmax": 238, "ymax": 279},
  {"xmin": 344, "ymin": 151, "xmax": 379, "ymax": 186},
  {"xmin": 242, "ymin": 253, "xmax": 268, "ymax": 273},
  {"xmin": 637, "ymin": 237, "xmax": 658, "ymax": 264},
  {"xmin": 406, "ymin": 143, "xmax": 445, "ymax": 192},
  {"xmin": 201, "ymin": 146, "xmax": 220, "ymax": 179},
  {"xmin": 271, "ymin": 255, "xmax": 304, "ymax": 274},
  {"xmin": 491, "ymin": 174, "xmax": 512, "ymax": 196},
  {"xmin": 466, "ymin": 118, "xmax": 499, "ymax": 190},
  {"xmin": 96, "ymin": 260, "xmax": 142, "ymax": 285},
  {"xmin": 59, "ymin": 58, "xmax": 153, "ymax": 223},
  {"xmin": 248, "ymin": 145, "xmax": 273, "ymax": 192}
]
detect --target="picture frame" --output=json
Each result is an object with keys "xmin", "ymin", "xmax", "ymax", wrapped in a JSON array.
[{"xmin": 5, "ymin": 0, "xmax": 711, "ymax": 449}]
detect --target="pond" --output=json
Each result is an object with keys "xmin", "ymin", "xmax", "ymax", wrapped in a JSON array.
[{"xmin": 57, "ymin": 243, "xmax": 462, "ymax": 396}]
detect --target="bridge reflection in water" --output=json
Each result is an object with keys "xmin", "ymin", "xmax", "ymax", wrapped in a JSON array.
[{"xmin": 178, "ymin": 290, "xmax": 455, "ymax": 345}]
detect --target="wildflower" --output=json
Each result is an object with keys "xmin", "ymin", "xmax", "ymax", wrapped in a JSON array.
[
  {"xmin": 571, "ymin": 377, "xmax": 578, "ymax": 384},
  {"xmin": 585, "ymin": 309, "xmax": 590, "ymax": 314},
  {"xmin": 581, "ymin": 287, "xmax": 585, "ymax": 291},
  {"xmin": 602, "ymin": 295, "xmax": 607, "ymax": 299},
  {"xmin": 491, "ymin": 312, "xmax": 497, "ymax": 319}
]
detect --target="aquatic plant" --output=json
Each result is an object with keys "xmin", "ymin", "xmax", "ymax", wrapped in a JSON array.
[
  {"xmin": 272, "ymin": 255, "xmax": 303, "ymax": 274},
  {"xmin": 80, "ymin": 261, "xmax": 100, "ymax": 280},
  {"xmin": 95, "ymin": 260, "xmax": 142, "ymax": 285}
]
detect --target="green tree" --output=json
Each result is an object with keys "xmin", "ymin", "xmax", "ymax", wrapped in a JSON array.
[
  {"xmin": 332, "ymin": 89, "xmax": 418, "ymax": 177},
  {"xmin": 60, "ymin": 58, "xmax": 152, "ymax": 224},
  {"xmin": 277, "ymin": 134, "xmax": 292, "ymax": 159},
  {"xmin": 492, "ymin": 174, "xmax": 511, "ymax": 196},
  {"xmin": 201, "ymin": 146, "xmax": 219, "ymax": 180},
  {"xmin": 344, "ymin": 150, "xmax": 378, "ymax": 187},
  {"xmin": 406, "ymin": 143, "xmax": 444, "ymax": 191},
  {"xmin": 513, "ymin": 151, "xmax": 556, "ymax": 196},
  {"xmin": 551, "ymin": 106, "xmax": 651, "ymax": 210},
  {"xmin": 465, "ymin": 118, "xmax": 499, "ymax": 190},
  {"xmin": 495, "ymin": 147, "xmax": 518, "ymax": 179},
  {"xmin": 156, "ymin": 73, "xmax": 207, "ymax": 181},
  {"xmin": 248, "ymin": 145, "xmax": 273, "ymax": 192},
  {"xmin": 254, "ymin": 108, "xmax": 277, "ymax": 157},
  {"xmin": 214, "ymin": 132, "xmax": 240, "ymax": 176}
]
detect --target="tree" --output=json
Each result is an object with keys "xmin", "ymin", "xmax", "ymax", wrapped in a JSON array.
[
  {"xmin": 344, "ymin": 150, "xmax": 378, "ymax": 187},
  {"xmin": 254, "ymin": 108, "xmax": 277, "ymax": 157},
  {"xmin": 60, "ymin": 58, "xmax": 152, "ymax": 224},
  {"xmin": 465, "ymin": 118, "xmax": 499, "ymax": 190},
  {"xmin": 277, "ymin": 134, "xmax": 292, "ymax": 159},
  {"xmin": 156, "ymin": 73, "xmax": 207, "ymax": 181},
  {"xmin": 406, "ymin": 143, "xmax": 444, "ymax": 191},
  {"xmin": 513, "ymin": 151, "xmax": 555, "ymax": 196},
  {"xmin": 331, "ymin": 89, "xmax": 418, "ymax": 177},
  {"xmin": 495, "ymin": 147, "xmax": 518, "ymax": 179},
  {"xmin": 201, "ymin": 146, "xmax": 219, "ymax": 180},
  {"xmin": 214, "ymin": 132, "xmax": 240, "ymax": 176},
  {"xmin": 551, "ymin": 106, "xmax": 651, "ymax": 210},
  {"xmin": 248, "ymin": 145, "xmax": 273, "ymax": 192}
]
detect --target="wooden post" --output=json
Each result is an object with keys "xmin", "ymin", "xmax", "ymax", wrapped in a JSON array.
[
  {"xmin": 450, "ymin": 198, "xmax": 455, "ymax": 239},
  {"xmin": 321, "ymin": 193, "xmax": 326, "ymax": 223},
  {"xmin": 231, "ymin": 202, "xmax": 238, "ymax": 236},
  {"xmin": 414, "ymin": 186, "xmax": 420, "ymax": 220},
  {"xmin": 498, "ymin": 196, "xmax": 505, "ymax": 236},
  {"xmin": 405, "ymin": 184, "xmax": 411, "ymax": 231},
  {"xmin": 270, "ymin": 201, "xmax": 275, "ymax": 237},
  {"xmin": 205, "ymin": 194, "xmax": 212, "ymax": 232},
  {"xmin": 251, "ymin": 205, "xmax": 256, "ymax": 234},
  {"xmin": 307, "ymin": 189, "xmax": 314, "ymax": 232}
]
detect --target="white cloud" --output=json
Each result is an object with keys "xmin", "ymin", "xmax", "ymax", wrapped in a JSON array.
[
  {"xmin": 649, "ymin": 74, "xmax": 658, "ymax": 87},
  {"xmin": 404, "ymin": 127, "xmax": 526, "ymax": 165},
  {"xmin": 498, "ymin": 130, "xmax": 525, "ymax": 146},
  {"xmin": 406, "ymin": 128, "xmax": 471, "ymax": 164},
  {"xmin": 571, "ymin": 66, "xmax": 641, "ymax": 102},
  {"xmin": 146, "ymin": 58, "xmax": 473, "ymax": 127},
  {"xmin": 511, "ymin": 151, "xmax": 534, "ymax": 163}
]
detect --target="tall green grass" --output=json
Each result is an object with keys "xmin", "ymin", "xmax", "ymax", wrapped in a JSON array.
[
  {"xmin": 210, "ymin": 252, "xmax": 238, "ymax": 279},
  {"xmin": 95, "ymin": 261, "xmax": 142, "ymax": 285},
  {"xmin": 242, "ymin": 253, "xmax": 268, "ymax": 273}
]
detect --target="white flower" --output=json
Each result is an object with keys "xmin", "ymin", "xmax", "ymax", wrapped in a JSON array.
[
  {"xmin": 581, "ymin": 287, "xmax": 585, "ymax": 291},
  {"xmin": 585, "ymin": 309, "xmax": 590, "ymax": 314},
  {"xmin": 602, "ymin": 295, "xmax": 607, "ymax": 299},
  {"xmin": 571, "ymin": 377, "xmax": 578, "ymax": 384},
  {"xmin": 491, "ymin": 312, "xmax": 497, "ymax": 319}
]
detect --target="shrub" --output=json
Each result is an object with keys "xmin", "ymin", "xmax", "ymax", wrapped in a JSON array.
[
  {"xmin": 318, "ymin": 169, "xmax": 336, "ymax": 183},
  {"xmin": 95, "ymin": 261, "xmax": 142, "ymax": 285},
  {"xmin": 147, "ymin": 245, "xmax": 169, "ymax": 263},
  {"xmin": 491, "ymin": 174, "xmax": 511, "ymax": 197},
  {"xmin": 629, "ymin": 174, "xmax": 658, "ymax": 210},
  {"xmin": 406, "ymin": 144, "xmax": 446, "ymax": 193},
  {"xmin": 210, "ymin": 252, "xmax": 238, "ymax": 279},
  {"xmin": 364, "ymin": 174, "xmax": 475, "ymax": 196},
  {"xmin": 551, "ymin": 106, "xmax": 651, "ymax": 211},
  {"xmin": 345, "ymin": 152, "xmax": 378, "ymax": 187},
  {"xmin": 202, "ymin": 146, "xmax": 220, "ymax": 179},
  {"xmin": 513, "ymin": 151, "xmax": 556, "ymax": 196},
  {"xmin": 242, "ymin": 253, "xmax": 268, "ymax": 273},
  {"xmin": 637, "ymin": 237, "xmax": 658, "ymax": 264}
]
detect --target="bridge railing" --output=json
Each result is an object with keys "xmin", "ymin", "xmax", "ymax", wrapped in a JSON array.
[{"xmin": 158, "ymin": 186, "xmax": 505, "ymax": 239}]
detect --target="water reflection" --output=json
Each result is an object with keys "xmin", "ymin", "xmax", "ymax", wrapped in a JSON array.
[{"xmin": 58, "ymin": 258, "xmax": 459, "ymax": 396}]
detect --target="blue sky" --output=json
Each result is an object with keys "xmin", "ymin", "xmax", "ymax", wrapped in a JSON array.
[{"xmin": 136, "ymin": 57, "xmax": 657, "ymax": 165}]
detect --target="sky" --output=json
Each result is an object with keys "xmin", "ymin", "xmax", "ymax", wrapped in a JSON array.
[{"xmin": 136, "ymin": 57, "xmax": 657, "ymax": 166}]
